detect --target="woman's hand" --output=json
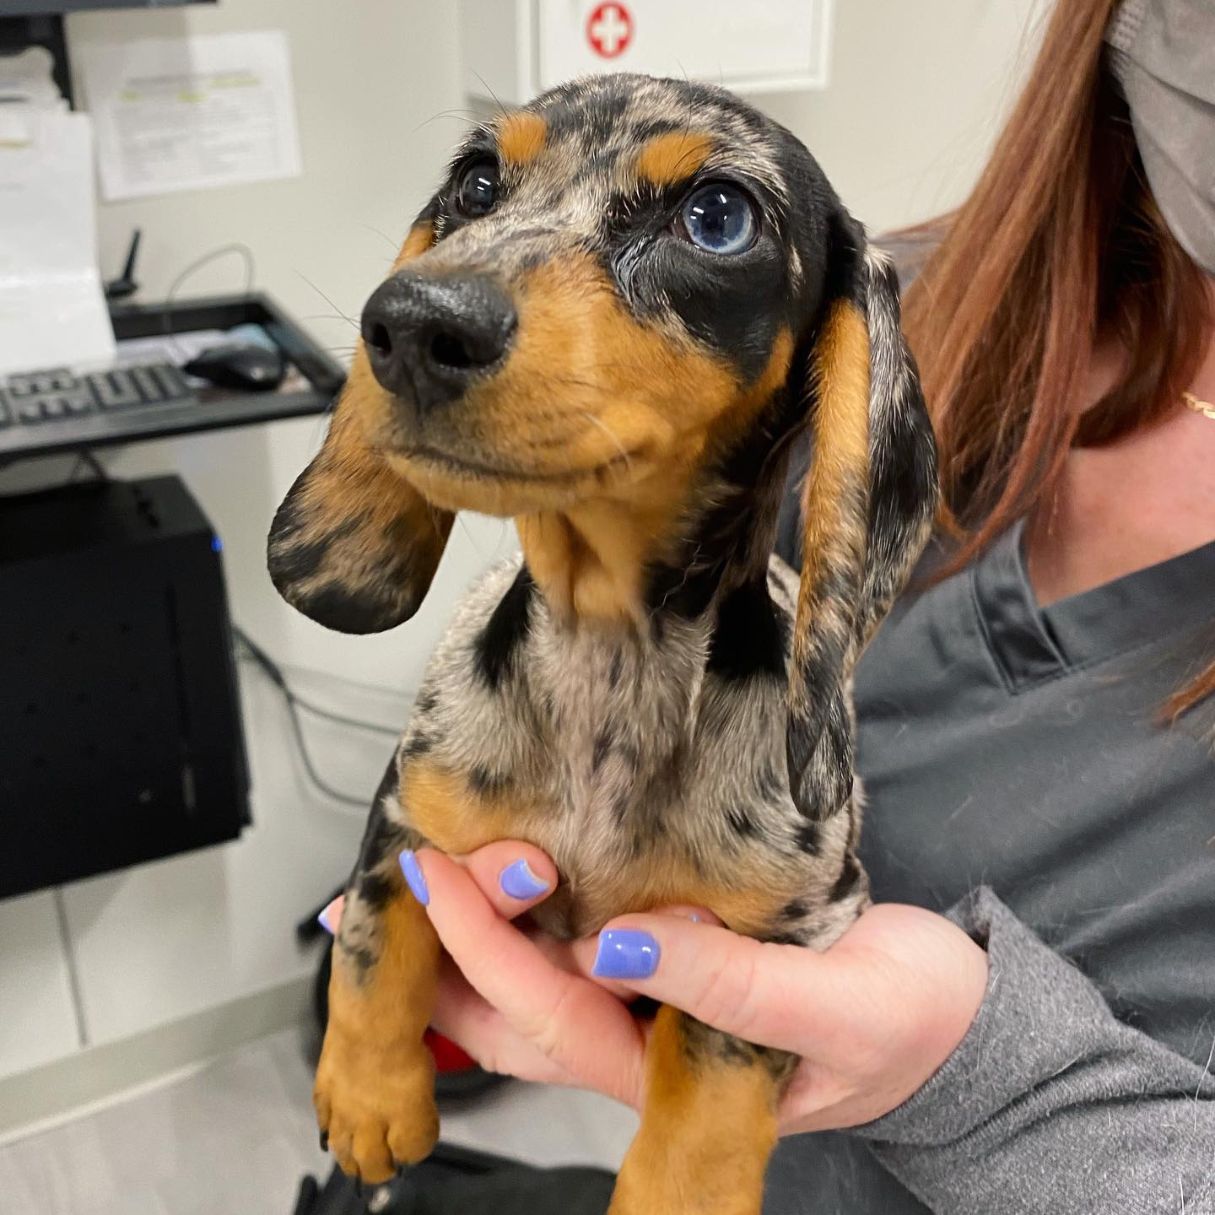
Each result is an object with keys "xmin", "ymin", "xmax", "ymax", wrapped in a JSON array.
[{"xmin": 319, "ymin": 842, "xmax": 988, "ymax": 1135}]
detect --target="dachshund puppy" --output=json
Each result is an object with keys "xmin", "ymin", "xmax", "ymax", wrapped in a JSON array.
[{"xmin": 268, "ymin": 73, "xmax": 937, "ymax": 1215}]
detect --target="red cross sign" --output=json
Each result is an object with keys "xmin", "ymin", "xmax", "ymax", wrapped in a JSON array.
[{"xmin": 587, "ymin": 2, "xmax": 634, "ymax": 59}]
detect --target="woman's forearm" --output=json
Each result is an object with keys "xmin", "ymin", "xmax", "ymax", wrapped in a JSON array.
[{"xmin": 855, "ymin": 888, "xmax": 1215, "ymax": 1215}]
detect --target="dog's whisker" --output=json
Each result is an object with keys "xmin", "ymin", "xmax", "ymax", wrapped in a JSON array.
[
  {"xmin": 471, "ymin": 72, "xmax": 511, "ymax": 123},
  {"xmin": 411, "ymin": 109, "xmax": 485, "ymax": 135},
  {"xmin": 357, "ymin": 222, "xmax": 401, "ymax": 252},
  {"xmin": 578, "ymin": 411, "xmax": 633, "ymax": 471},
  {"xmin": 295, "ymin": 272, "xmax": 359, "ymax": 331}
]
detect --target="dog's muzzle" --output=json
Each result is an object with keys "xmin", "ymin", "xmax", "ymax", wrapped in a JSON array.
[{"xmin": 360, "ymin": 272, "xmax": 518, "ymax": 412}]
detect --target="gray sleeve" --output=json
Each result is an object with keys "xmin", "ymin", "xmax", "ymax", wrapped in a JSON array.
[{"xmin": 853, "ymin": 887, "xmax": 1215, "ymax": 1215}]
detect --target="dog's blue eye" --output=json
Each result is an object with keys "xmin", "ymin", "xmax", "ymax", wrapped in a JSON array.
[
  {"xmin": 681, "ymin": 183, "xmax": 757, "ymax": 254},
  {"xmin": 456, "ymin": 159, "xmax": 500, "ymax": 217}
]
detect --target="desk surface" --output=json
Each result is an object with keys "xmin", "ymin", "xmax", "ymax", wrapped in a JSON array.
[{"xmin": 0, "ymin": 292, "xmax": 345, "ymax": 462}]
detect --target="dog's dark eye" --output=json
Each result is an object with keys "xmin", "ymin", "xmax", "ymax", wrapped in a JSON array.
[
  {"xmin": 455, "ymin": 159, "xmax": 500, "ymax": 217},
  {"xmin": 680, "ymin": 183, "xmax": 757, "ymax": 254}
]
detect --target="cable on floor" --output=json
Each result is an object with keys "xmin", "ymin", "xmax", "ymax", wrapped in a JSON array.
[{"xmin": 233, "ymin": 625, "xmax": 400, "ymax": 811}]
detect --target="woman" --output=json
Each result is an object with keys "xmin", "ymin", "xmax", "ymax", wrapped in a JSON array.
[{"xmin": 325, "ymin": 0, "xmax": 1214, "ymax": 1209}]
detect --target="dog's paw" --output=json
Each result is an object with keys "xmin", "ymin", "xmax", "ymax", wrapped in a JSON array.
[{"xmin": 314, "ymin": 1028, "xmax": 438, "ymax": 1184}]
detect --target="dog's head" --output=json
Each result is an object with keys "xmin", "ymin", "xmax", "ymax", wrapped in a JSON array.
[{"xmin": 269, "ymin": 75, "xmax": 936, "ymax": 706}]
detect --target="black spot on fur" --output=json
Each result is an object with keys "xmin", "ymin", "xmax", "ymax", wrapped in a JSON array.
[
  {"xmin": 726, "ymin": 805, "xmax": 762, "ymax": 838},
  {"xmin": 781, "ymin": 898, "xmax": 809, "ymax": 920},
  {"xmin": 267, "ymin": 534, "xmax": 331, "ymax": 587},
  {"xmin": 682, "ymin": 1014, "xmax": 795, "ymax": 1081},
  {"xmin": 469, "ymin": 765, "xmax": 510, "ymax": 797},
  {"xmin": 357, "ymin": 872, "xmax": 394, "ymax": 911},
  {"xmin": 829, "ymin": 852, "xmax": 863, "ymax": 902},
  {"xmin": 758, "ymin": 763, "xmax": 784, "ymax": 803},
  {"xmin": 608, "ymin": 650, "xmax": 624, "ymax": 689},
  {"xmin": 714, "ymin": 1034, "xmax": 757, "ymax": 1066},
  {"xmin": 403, "ymin": 733, "xmax": 432, "ymax": 760},
  {"xmin": 794, "ymin": 821, "xmax": 821, "ymax": 855},
  {"xmin": 707, "ymin": 579, "xmax": 790, "ymax": 681},
  {"xmin": 415, "ymin": 688, "xmax": 438, "ymax": 714},
  {"xmin": 764, "ymin": 930, "xmax": 804, "ymax": 947},
  {"xmin": 339, "ymin": 940, "xmax": 376, "ymax": 975},
  {"xmin": 592, "ymin": 732, "xmax": 613, "ymax": 773},
  {"xmin": 630, "ymin": 117, "xmax": 683, "ymax": 142},
  {"xmin": 474, "ymin": 565, "xmax": 534, "ymax": 690},
  {"xmin": 290, "ymin": 580, "xmax": 414, "ymax": 636}
]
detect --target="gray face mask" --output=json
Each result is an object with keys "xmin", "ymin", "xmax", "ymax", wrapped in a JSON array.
[{"xmin": 1105, "ymin": 0, "xmax": 1215, "ymax": 274}]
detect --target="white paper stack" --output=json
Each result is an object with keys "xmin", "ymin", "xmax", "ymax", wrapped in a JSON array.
[{"xmin": 0, "ymin": 48, "xmax": 116, "ymax": 376}]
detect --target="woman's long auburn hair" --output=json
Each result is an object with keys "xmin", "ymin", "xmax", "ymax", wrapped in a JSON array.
[{"xmin": 899, "ymin": 0, "xmax": 1214, "ymax": 720}]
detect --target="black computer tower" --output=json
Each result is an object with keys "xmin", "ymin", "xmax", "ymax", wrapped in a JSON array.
[{"xmin": 0, "ymin": 475, "xmax": 250, "ymax": 899}]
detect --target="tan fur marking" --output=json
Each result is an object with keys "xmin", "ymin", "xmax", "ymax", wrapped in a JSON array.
[
  {"xmin": 497, "ymin": 111, "xmax": 547, "ymax": 166},
  {"xmin": 396, "ymin": 253, "xmax": 750, "ymax": 622},
  {"xmin": 567, "ymin": 849, "xmax": 804, "ymax": 939},
  {"xmin": 635, "ymin": 130, "xmax": 714, "ymax": 187},
  {"xmin": 392, "ymin": 220, "xmax": 436, "ymax": 271},
  {"xmin": 792, "ymin": 302, "xmax": 871, "ymax": 684},
  {"xmin": 315, "ymin": 888, "xmax": 441, "ymax": 1183},
  {"xmin": 402, "ymin": 759, "xmax": 547, "ymax": 856},
  {"xmin": 609, "ymin": 1007, "xmax": 779, "ymax": 1215}
]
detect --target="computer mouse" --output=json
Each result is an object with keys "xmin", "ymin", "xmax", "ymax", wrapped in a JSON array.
[{"xmin": 183, "ymin": 342, "xmax": 285, "ymax": 392}]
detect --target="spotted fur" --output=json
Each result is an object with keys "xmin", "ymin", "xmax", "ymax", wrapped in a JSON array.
[{"xmin": 268, "ymin": 74, "xmax": 937, "ymax": 1211}]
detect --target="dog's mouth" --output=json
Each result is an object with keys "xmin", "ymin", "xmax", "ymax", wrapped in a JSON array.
[{"xmin": 399, "ymin": 443, "xmax": 642, "ymax": 487}]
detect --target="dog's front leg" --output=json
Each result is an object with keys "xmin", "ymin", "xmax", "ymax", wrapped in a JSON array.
[
  {"xmin": 315, "ymin": 773, "xmax": 440, "ymax": 1185},
  {"xmin": 609, "ymin": 1005, "xmax": 794, "ymax": 1215}
]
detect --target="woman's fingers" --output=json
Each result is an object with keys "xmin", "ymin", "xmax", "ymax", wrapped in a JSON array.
[
  {"xmin": 317, "ymin": 840, "xmax": 558, "ymax": 938},
  {"xmin": 413, "ymin": 848, "xmax": 647, "ymax": 1107},
  {"xmin": 431, "ymin": 955, "xmax": 575, "ymax": 1088},
  {"xmin": 569, "ymin": 913, "xmax": 832, "ymax": 1052},
  {"xmin": 446, "ymin": 839, "xmax": 558, "ymax": 919},
  {"xmin": 317, "ymin": 893, "xmax": 345, "ymax": 934}
]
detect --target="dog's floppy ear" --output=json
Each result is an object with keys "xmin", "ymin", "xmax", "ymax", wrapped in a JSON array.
[
  {"xmin": 786, "ymin": 212, "xmax": 938, "ymax": 815},
  {"xmin": 267, "ymin": 210, "xmax": 454, "ymax": 634}
]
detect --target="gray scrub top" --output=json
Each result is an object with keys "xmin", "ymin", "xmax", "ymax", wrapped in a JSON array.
[{"xmin": 768, "ymin": 497, "xmax": 1215, "ymax": 1213}]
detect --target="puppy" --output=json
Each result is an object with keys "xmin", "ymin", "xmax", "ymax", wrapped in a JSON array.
[{"xmin": 268, "ymin": 73, "xmax": 936, "ymax": 1215}]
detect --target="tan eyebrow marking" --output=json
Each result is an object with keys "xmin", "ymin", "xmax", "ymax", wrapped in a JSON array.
[
  {"xmin": 497, "ymin": 111, "xmax": 548, "ymax": 166},
  {"xmin": 635, "ymin": 130, "xmax": 714, "ymax": 187}
]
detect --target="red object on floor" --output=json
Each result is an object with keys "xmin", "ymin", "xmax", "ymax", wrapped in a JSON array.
[{"xmin": 425, "ymin": 1028, "xmax": 478, "ymax": 1073}]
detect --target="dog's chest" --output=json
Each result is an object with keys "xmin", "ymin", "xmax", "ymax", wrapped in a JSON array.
[
  {"xmin": 533, "ymin": 614, "xmax": 708, "ymax": 832},
  {"xmin": 408, "ymin": 557, "xmax": 815, "ymax": 935}
]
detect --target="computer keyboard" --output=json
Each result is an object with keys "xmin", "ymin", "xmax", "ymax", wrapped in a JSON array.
[
  {"xmin": 0, "ymin": 294, "xmax": 345, "ymax": 461},
  {"xmin": 0, "ymin": 363, "xmax": 193, "ymax": 428}
]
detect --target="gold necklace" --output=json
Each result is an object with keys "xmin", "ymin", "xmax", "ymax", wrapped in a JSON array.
[{"xmin": 1182, "ymin": 391, "xmax": 1215, "ymax": 420}]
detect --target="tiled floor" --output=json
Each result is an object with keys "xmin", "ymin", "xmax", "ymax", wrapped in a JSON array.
[{"xmin": 0, "ymin": 1028, "xmax": 637, "ymax": 1215}]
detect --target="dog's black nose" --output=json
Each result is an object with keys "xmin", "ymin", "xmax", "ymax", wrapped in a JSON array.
[{"xmin": 360, "ymin": 273, "xmax": 517, "ymax": 410}]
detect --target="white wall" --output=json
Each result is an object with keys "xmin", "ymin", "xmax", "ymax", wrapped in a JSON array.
[
  {"xmin": 755, "ymin": 0, "xmax": 1051, "ymax": 234},
  {"xmin": 1, "ymin": 0, "xmax": 1049, "ymax": 1094}
]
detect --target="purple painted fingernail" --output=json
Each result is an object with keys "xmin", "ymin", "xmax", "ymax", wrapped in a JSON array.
[
  {"xmin": 317, "ymin": 896, "xmax": 341, "ymax": 935},
  {"xmin": 593, "ymin": 929, "xmax": 660, "ymax": 980},
  {"xmin": 499, "ymin": 859, "xmax": 551, "ymax": 900},
  {"xmin": 399, "ymin": 849, "xmax": 429, "ymax": 906}
]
